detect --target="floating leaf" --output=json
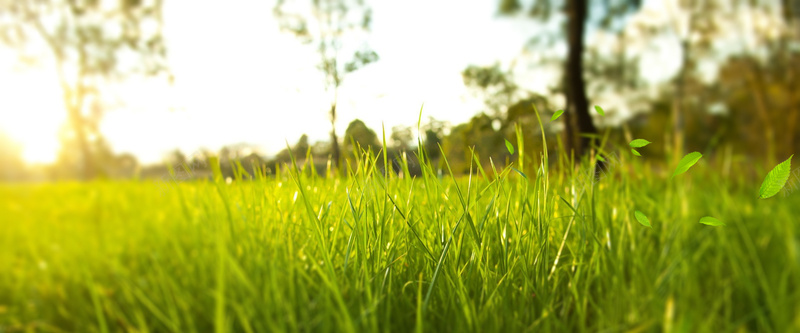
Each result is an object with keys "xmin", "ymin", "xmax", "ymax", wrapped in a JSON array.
[
  {"xmin": 551, "ymin": 110, "xmax": 564, "ymax": 121},
  {"xmin": 629, "ymin": 139, "xmax": 651, "ymax": 148},
  {"xmin": 631, "ymin": 149, "xmax": 641, "ymax": 157},
  {"xmin": 699, "ymin": 216, "xmax": 725, "ymax": 226},
  {"xmin": 505, "ymin": 139, "xmax": 514, "ymax": 155},
  {"xmin": 634, "ymin": 210, "xmax": 651, "ymax": 228},
  {"xmin": 594, "ymin": 105, "xmax": 605, "ymax": 116},
  {"xmin": 758, "ymin": 155, "xmax": 793, "ymax": 199},
  {"xmin": 672, "ymin": 152, "xmax": 703, "ymax": 179}
]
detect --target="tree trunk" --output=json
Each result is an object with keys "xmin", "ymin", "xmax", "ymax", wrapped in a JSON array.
[
  {"xmin": 672, "ymin": 39, "xmax": 689, "ymax": 163},
  {"xmin": 329, "ymin": 102, "xmax": 341, "ymax": 170},
  {"xmin": 563, "ymin": 0, "xmax": 597, "ymax": 157},
  {"xmin": 65, "ymin": 87, "xmax": 95, "ymax": 180},
  {"xmin": 744, "ymin": 61, "xmax": 776, "ymax": 165}
]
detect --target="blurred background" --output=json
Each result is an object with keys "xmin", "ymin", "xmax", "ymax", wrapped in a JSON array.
[{"xmin": 0, "ymin": 0, "xmax": 798, "ymax": 181}]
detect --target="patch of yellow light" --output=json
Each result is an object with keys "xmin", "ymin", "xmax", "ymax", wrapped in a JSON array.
[{"xmin": 0, "ymin": 53, "xmax": 65, "ymax": 164}]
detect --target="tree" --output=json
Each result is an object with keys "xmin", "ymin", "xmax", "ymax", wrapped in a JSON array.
[
  {"xmin": 420, "ymin": 117, "xmax": 446, "ymax": 162},
  {"xmin": 274, "ymin": 134, "xmax": 311, "ymax": 164},
  {"xmin": 659, "ymin": 0, "xmax": 727, "ymax": 163},
  {"xmin": 462, "ymin": 62, "xmax": 521, "ymax": 117},
  {"xmin": 728, "ymin": 0, "xmax": 799, "ymax": 164},
  {"xmin": 343, "ymin": 119, "xmax": 379, "ymax": 154},
  {"xmin": 390, "ymin": 125, "xmax": 413, "ymax": 151},
  {"xmin": 0, "ymin": 0, "xmax": 168, "ymax": 179},
  {"xmin": 498, "ymin": 0, "xmax": 643, "ymax": 157},
  {"xmin": 274, "ymin": 0, "xmax": 379, "ymax": 170}
]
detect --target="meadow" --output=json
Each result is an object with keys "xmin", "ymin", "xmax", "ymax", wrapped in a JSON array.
[{"xmin": 1, "ymin": 134, "xmax": 799, "ymax": 332}]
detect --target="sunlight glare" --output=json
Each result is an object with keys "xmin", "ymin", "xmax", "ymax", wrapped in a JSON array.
[{"xmin": 0, "ymin": 61, "xmax": 65, "ymax": 164}]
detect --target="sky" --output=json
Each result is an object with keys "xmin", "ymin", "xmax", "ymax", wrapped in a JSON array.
[{"xmin": 0, "ymin": 0, "xmax": 720, "ymax": 165}]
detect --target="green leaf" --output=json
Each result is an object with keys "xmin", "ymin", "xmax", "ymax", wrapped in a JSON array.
[
  {"xmin": 629, "ymin": 139, "xmax": 651, "ymax": 148},
  {"xmin": 597, "ymin": 154, "xmax": 606, "ymax": 162},
  {"xmin": 634, "ymin": 210, "xmax": 651, "ymax": 228},
  {"xmin": 551, "ymin": 110, "xmax": 564, "ymax": 121},
  {"xmin": 758, "ymin": 155, "xmax": 794, "ymax": 199},
  {"xmin": 594, "ymin": 105, "xmax": 605, "ymax": 116},
  {"xmin": 672, "ymin": 152, "xmax": 703, "ymax": 179},
  {"xmin": 699, "ymin": 216, "xmax": 725, "ymax": 226},
  {"xmin": 510, "ymin": 167, "xmax": 527, "ymax": 179},
  {"xmin": 631, "ymin": 149, "xmax": 641, "ymax": 157},
  {"xmin": 505, "ymin": 139, "xmax": 514, "ymax": 155}
]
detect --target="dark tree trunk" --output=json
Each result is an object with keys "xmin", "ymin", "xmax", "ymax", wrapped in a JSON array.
[
  {"xmin": 329, "ymin": 103, "xmax": 341, "ymax": 170},
  {"xmin": 563, "ymin": 0, "xmax": 597, "ymax": 157},
  {"xmin": 672, "ymin": 39, "xmax": 688, "ymax": 163}
]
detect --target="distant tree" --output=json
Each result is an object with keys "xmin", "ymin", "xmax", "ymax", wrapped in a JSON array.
[
  {"xmin": 390, "ymin": 125, "xmax": 414, "ymax": 151},
  {"xmin": 274, "ymin": 134, "xmax": 312, "ymax": 163},
  {"xmin": 294, "ymin": 134, "xmax": 310, "ymax": 155},
  {"xmin": 311, "ymin": 140, "xmax": 331, "ymax": 157},
  {"xmin": 0, "ymin": 0, "xmax": 169, "ymax": 179},
  {"xmin": 497, "ymin": 0, "xmax": 643, "ymax": 157},
  {"xmin": 343, "ymin": 119, "xmax": 379, "ymax": 155},
  {"xmin": 727, "ymin": 1, "xmax": 799, "ymax": 164},
  {"xmin": 166, "ymin": 149, "xmax": 187, "ymax": 167},
  {"xmin": 274, "ymin": 0, "xmax": 379, "ymax": 171},
  {"xmin": 717, "ymin": 53, "xmax": 800, "ymax": 161},
  {"xmin": 658, "ymin": 0, "xmax": 728, "ymax": 163},
  {"xmin": 420, "ymin": 117, "xmax": 446, "ymax": 162},
  {"xmin": 439, "ymin": 113, "xmax": 508, "ymax": 174},
  {"xmin": 462, "ymin": 62, "xmax": 522, "ymax": 117}
]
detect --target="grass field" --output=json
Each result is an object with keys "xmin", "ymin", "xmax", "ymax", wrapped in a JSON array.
[{"xmin": 1, "ymin": 142, "xmax": 799, "ymax": 332}]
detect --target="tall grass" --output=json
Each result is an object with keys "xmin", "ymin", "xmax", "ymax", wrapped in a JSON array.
[{"xmin": 1, "ymin": 127, "xmax": 799, "ymax": 332}]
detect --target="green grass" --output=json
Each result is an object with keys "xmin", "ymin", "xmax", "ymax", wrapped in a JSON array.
[{"xmin": 1, "ymin": 147, "xmax": 799, "ymax": 332}]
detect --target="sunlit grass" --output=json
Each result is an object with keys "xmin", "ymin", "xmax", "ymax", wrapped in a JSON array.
[{"xmin": 1, "ymin": 144, "xmax": 799, "ymax": 332}]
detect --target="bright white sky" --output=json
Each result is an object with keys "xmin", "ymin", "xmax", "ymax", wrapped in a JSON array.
[{"xmin": 3, "ymin": 0, "xmax": 773, "ymax": 165}]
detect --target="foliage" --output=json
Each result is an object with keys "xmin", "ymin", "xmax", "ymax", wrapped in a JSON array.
[
  {"xmin": 343, "ymin": 119, "xmax": 380, "ymax": 154},
  {"xmin": 274, "ymin": 0, "xmax": 379, "ymax": 169},
  {"xmin": 758, "ymin": 155, "xmax": 794, "ymax": 199},
  {"xmin": 0, "ymin": 0, "xmax": 168, "ymax": 179}
]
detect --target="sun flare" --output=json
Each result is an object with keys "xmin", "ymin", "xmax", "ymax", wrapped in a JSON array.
[{"xmin": 0, "ymin": 64, "xmax": 65, "ymax": 164}]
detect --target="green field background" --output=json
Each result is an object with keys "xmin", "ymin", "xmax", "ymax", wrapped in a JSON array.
[{"xmin": 2, "ymin": 158, "xmax": 799, "ymax": 332}]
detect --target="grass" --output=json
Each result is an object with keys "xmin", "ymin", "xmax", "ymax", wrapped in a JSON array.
[{"xmin": 1, "ymin": 137, "xmax": 799, "ymax": 332}]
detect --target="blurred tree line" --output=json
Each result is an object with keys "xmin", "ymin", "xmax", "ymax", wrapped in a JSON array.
[{"xmin": 1, "ymin": 0, "xmax": 799, "ymax": 181}]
